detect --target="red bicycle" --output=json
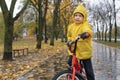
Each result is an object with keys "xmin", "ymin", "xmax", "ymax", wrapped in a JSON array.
[{"xmin": 52, "ymin": 36, "xmax": 87, "ymax": 80}]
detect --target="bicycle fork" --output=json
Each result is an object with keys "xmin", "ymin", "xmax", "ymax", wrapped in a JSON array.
[
  {"xmin": 71, "ymin": 55, "xmax": 79, "ymax": 80},
  {"xmin": 67, "ymin": 66, "xmax": 75, "ymax": 80},
  {"xmin": 72, "ymin": 67, "xmax": 76, "ymax": 80}
]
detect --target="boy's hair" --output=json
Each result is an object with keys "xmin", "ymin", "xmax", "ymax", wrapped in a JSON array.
[{"xmin": 74, "ymin": 12, "xmax": 84, "ymax": 17}]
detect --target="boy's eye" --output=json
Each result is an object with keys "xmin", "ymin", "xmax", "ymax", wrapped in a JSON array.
[{"xmin": 74, "ymin": 14, "xmax": 83, "ymax": 17}]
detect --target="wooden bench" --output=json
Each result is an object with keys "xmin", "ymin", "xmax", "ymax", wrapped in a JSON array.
[{"xmin": 12, "ymin": 48, "xmax": 28, "ymax": 57}]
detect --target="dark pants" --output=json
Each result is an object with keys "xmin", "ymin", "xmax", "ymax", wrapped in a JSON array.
[
  {"xmin": 81, "ymin": 59, "xmax": 95, "ymax": 80},
  {"xmin": 68, "ymin": 57, "xmax": 95, "ymax": 80}
]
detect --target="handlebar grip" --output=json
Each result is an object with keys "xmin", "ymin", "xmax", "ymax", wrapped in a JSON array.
[
  {"xmin": 67, "ymin": 36, "xmax": 80, "ymax": 47},
  {"xmin": 75, "ymin": 36, "xmax": 80, "ymax": 41},
  {"xmin": 67, "ymin": 41, "xmax": 73, "ymax": 47}
]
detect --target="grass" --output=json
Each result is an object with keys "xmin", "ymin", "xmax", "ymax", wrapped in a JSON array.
[
  {"xmin": 1, "ymin": 37, "xmax": 120, "ymax": 54},
  {"xmin": 0, "ymin": 38, "xmax": 66, "ymax": 53},
  {"xmin": 0, "ymin": 13, "xmax": 4, "ymax": 44},
  {"xmin": 93, "ymin": 40, "xmax": 120, "ymax": 48}
]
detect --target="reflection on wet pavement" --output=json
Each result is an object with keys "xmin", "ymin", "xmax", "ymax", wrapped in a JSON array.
[
  {"xmin": 16, "ymin": 42, "xmax": 120, "ymax": 80},
  {"xmin": 93, "ymin": 42, "xmax": 120, "ymax": 80}
]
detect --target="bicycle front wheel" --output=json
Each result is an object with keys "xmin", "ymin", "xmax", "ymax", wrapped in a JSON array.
[{"xmin": 52, "ymin": 70, "xmax": 85, "ymax": 80}]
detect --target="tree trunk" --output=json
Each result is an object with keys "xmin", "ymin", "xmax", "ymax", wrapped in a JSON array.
[
  {"xmin": 3, "ymin": 13, "xmax": 14, "ymax": 60},
  {"xmin": 102, "ymin": 23, "xmax": 104, "ymax": 41},
  {"xmin": 98, "ymin": 31, "xmax": 101, "ymax": 40},
  {"xmin": 109, "ymin": 16, "xmax": 112, "ymax": 42},
  {"xmin": 61, "ymin": 29, "xmax": 64, "ymax": 42},
  {"xmin": 0, "ymin": 0, "xmax": 29, "ymax": 61},
  {"xmin": 65, "ymin": 20, "xmax": 68, "ymax": 42},
  {"xmin": 97, "ymin": 21, "xmax": 101, "ymax": 40},
  {"xmin": 50, "ymin": 14, "xmax": 56, "ymax": 45},
  {"xmin": 44, "ymin": 22, "xmax": 48, "ymax": 43},
  {"xmin": 113, "ymin": 0, "xmax": 117, "ymax": 43},
  {"xmin": 105, "ymin": 23, "xmax": 108, "ymax": 41},
  {"xmin": 44, "ymin": 0, "xmax": 48, "ymax": 43},
  {"xmin": 114, "ymin": 21, "xmax": 117, "ymax": 43},
  {"xmin": 50, "ymin": 0, "xmax": 61, "ymax": 46},
  {"xmin": 36, "ymin": 0, "xmax": 43, "ymax": 49}
]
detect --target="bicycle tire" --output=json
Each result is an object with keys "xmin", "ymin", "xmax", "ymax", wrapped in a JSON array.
[{"xmin": 52, "ymin": 70, "xmax": 85, "ymax": 80}]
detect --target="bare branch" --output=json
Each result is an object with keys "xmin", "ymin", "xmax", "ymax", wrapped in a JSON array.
[
  {"xmin": 10, "ymin": 0, "xmax": 17, "ymax": 16},
  {"xmin": 13, "ymin": 0, "xmax": 30, "ymax": 21},
  {"xmin": 0, "ymin": 0, "xmax": 9, "ymax": 16}
]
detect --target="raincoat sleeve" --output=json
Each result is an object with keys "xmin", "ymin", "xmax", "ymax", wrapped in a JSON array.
[{"xmin": 82, "ymin": 24, "xmax": 93, "ymax": 37}]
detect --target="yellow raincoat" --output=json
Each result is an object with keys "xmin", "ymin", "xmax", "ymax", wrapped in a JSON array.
[{"xmin": 67, "ymin": 4, "xmax": 93, "ymax": 60}]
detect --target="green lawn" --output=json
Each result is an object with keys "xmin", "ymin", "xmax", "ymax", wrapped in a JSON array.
[
  {"xmin": 0, "ymin": 39, "xmax": 66, "ymax": 53},
  {"xmin": 93, "ymin": 40, "xmax": 120, "ymax": 48},
  {"xmin": 0, "ymin": 13, "xmax": 4, "ymax": 44},
  {"xmin": 0, "ymin": 39, "xmax": 37, "ymax": 53}
]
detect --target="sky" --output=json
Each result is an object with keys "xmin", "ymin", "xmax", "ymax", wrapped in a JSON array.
[
  {"xmin": 0, "ymin": 0, "xmax": 120, "ymax": 25},
  {"xmin": 0, "ymin": 0, "xmax": 22, "ymax": 17},
  {"xmin": 1, "ymin": 0, "xmax": 120, "ymax": 14}
]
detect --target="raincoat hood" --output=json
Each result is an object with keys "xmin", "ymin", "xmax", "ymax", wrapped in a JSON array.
[{"xmin": 73, "ymin": 4, "xmax": 87, "ymax": 22}]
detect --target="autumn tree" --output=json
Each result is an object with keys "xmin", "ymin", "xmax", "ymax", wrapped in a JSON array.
[
  {"xmin": 104, "ymin": 0, "xmax": 113, "ymax": 42},
  {"xmin": 113, "ymin": 0, "xmax": 117, "ymax": 42},
  {"xmin": 30, "ymin": 0, "xmax": 43, "ymax": 49},
  {"xmin": 0, "ymin": 0, "xmax": 30, "ymax": 60},
  {"xmin": 30, "ymin": 0, "xmax": 49, "ymax": 48},
  {"xmin": 43, "ymin": 0, "xmax": 48, "ymax": 43},
  {"xmin": 50, "ymin": 0, "xmax": 61, "ymax": 46},
  {"xmin": 60, "ymin": 0, "xmax": 73, "ymax": 42}
]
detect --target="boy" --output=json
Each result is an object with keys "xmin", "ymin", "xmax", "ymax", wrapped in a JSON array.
[{"xmin": 67, "ymin": 4, "xmax": 95, "ymax": 80}]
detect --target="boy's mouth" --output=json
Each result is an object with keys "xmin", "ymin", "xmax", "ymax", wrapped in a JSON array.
[{"xmin": 75, "ymin": 20, "xmax": 80, "ymax": 22}]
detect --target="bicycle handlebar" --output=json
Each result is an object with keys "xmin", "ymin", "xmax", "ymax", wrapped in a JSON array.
[
  {"xmin": 67, "ymin": 36, "xmax": 80, "ymax": 46},
  {"xmin": 75, "ymin": 36, "xmax": 80, "ymax": 41},
  {"xmin": 67, "ymin": 36, "xmax": 81, "ymax": 53}
]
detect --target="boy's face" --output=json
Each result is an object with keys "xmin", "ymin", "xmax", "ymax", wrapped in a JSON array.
[{"xmin": 74, "ymin": 13, "xmax": 84, "ymax": 24}]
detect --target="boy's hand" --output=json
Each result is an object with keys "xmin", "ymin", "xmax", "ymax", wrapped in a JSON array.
[
  {"xmin": 67, "ymin": 41, "xmax": 73, "ymax": 47},
  {"xmin": 80, "ymin": 32, "xmax": 90, "ymax": 39},
  {"xmin": 67, "ymin": 40, "xmax": 76, "ymax": 47}
]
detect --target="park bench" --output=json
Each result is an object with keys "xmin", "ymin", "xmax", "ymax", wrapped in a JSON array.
[{"xmin": 12, "ymin": 48, "xmax": 28, "ymax": 57}]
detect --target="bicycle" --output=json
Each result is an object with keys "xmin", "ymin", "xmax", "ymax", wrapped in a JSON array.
[{"xmin": 52, "ymin": 36, "xmax": 87, "ymax": 80}]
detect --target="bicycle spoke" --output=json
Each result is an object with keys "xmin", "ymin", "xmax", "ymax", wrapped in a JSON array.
[{"xmin": 56, "ymin": 73, "xmax": 80, "ymax": 80}]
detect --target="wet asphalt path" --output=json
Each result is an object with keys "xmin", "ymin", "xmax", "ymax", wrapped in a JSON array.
[{"xmin": 93, "ymin": 42, "xmax": 120, "ymax": 80}]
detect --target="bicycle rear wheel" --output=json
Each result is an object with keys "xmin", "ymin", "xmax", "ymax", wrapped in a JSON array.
[{"xmin": 52, "ymin": 70, "xmax": 85, "ymax": 80}]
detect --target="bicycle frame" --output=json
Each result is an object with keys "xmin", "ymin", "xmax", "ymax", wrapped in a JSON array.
[
  {"xmin": 72, "ymin": 55, "xmax": 81, "ymax": 80},
  {"xmin": 70, "ymin": 52, "xmax": 83, "ymax": 80},
  {"xmin": 68, "ymin": 36, "xmax": 87, "ymax": 80},
  {"xmin": 52, "ymin": 36, "xmax": 87, "ymax": 80}
]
